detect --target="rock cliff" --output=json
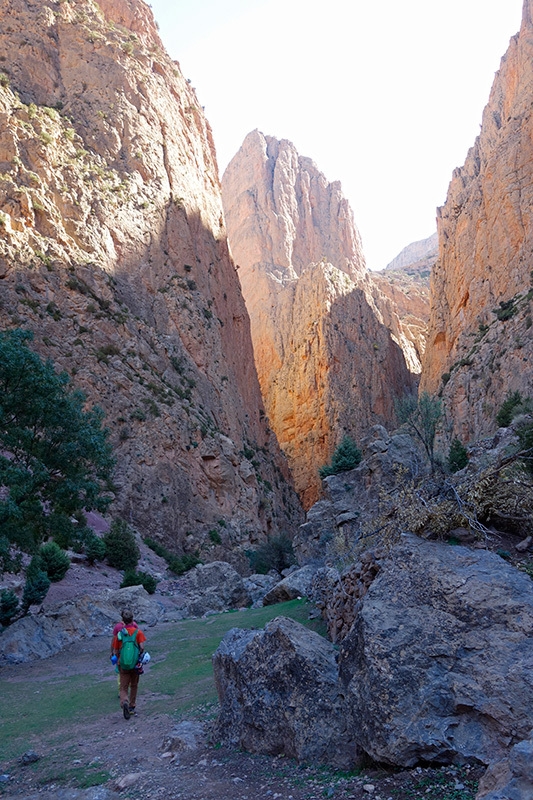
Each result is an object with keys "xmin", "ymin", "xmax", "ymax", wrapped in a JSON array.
[
  {"xmin": 421, "ymin": 2, "xmax": 533, "ymax": 443},
  {"xmin": 222, "ymin": 131, "xmax": 417, "ymax": 507},
  {"xmin": 0, "ymin": 0, "xmax": 302, "ymax": 564}
]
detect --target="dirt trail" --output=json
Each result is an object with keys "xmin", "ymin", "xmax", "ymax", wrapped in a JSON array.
[{"xmin": 0, "ymin": 623, "xmax": 484, "ymax": 800}]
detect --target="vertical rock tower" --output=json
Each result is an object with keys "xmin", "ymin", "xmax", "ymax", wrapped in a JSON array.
[
  {"xmin": 222, "ymin": 131, "xmax": 417, "ymax": 507},
  {"xmin": 0, "ymin": 0, "xmax": 302, "ymax": 562},
  {"xmin": 421, "ymin": 0, "xmax": 533, "ymax": 443}
]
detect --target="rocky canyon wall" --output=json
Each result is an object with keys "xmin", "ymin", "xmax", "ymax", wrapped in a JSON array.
[
  {"xmin": 0, "ymin": 0, "xmax": 303, "ymax": 566},
  {"xmin": 421, "ymin": 0, "xmax": 533, "ymax": 444},
  {"xmin": 222, "ymin": 131, "xmax": 418, "ymax": 507}
]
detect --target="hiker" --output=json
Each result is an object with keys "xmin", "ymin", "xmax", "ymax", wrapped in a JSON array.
[
  {"xmin": 111, "ymin": 608, "xmax": 146, "ymax": 719},
  {"xmin": 110, "ymin": 612, "xmax": 138, "ymax": 694}
]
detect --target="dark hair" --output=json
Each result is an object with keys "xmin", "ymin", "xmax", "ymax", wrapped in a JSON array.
[{"xmin": 121, "ymin": 609, "xmax": 134, "ymax": 624}]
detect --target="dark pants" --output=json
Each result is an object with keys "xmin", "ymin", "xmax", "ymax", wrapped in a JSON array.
[{"xmin": 119, "ymin": 668, "xmax": 140, "ymax": 709}]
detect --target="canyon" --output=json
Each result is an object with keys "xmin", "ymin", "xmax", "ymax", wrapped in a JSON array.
[{"xmin": 1, "ymin": 0, "xmax": 533, "ymax": 797}]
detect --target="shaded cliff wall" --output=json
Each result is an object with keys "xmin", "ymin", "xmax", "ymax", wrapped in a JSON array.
[
  {"xmin": 421, "ymin": 0, "xmax": 533, "ymax": 443},
  {"xmin": 0, "ymin": 0, "xmax": 303, "ymax": 565},
  {"xmin": 222, "ymin": 131, "xmax": 416, "ymax": 507}
]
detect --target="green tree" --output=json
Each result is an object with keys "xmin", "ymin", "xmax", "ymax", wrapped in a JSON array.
[
  {"xmin": 0, "ymin": 589, "xmax": 19, "ymax": 627},
  {"xmin": 0, "ymin": 330, "xmax": 115, "ymax": 555},
  {"xmin": 319, "ymin": 436, "xmax": 362, "ymax": 478},
  {"xmin": 447, "ymin": 438, "xmax": 468, "ymax": 473},
  {"xmin": 103, "ymin": 518, "xmax": 140, "ymax": 571},
  {"xmin": 38, "ymin": 541, "xmax": 70, "ymax": 582},
  {"xmin": 396, "ymin": 391, "xmax": 442, "ymax": 473},
  {"xmin": 246, "ymin": 534, "xmax": 296, "ymax": 574},
  {"xmin": 21, "ymin": 555, "xmax": 51, "ymax": 611}
]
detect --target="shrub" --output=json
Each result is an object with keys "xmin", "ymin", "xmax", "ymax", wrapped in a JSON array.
[
  {"xmin": 447, "ymin": 439, "xmax": 468, "ymax": 473},
  {"xmin": 144, "ymin": 537, "xmax": 200, "ymax": 575},
  {"xmin": 21, "ymin": 557, "xmax": 51, "ymax": 611},
  {"xmin": 208, "ymin": 529, "xmax": 222, "ymax": 545},
  {"xmin": 168, "ymin": 553, "xmax": 200, "ymax": 575},
  {"xmin": 38, "ymin": 541, "xmax": 70, "ymax": 582},
  {"xmin": 120, "ymin": 570, "xmax": 157, "ymax": 594},
  {"xmin": 496, "ymin": 392, "xmax": 523, "ymax": 427},
  {"xmin": 0, "ymin": 589, "xmax": 19, "ymax": 627},
  {"xmin": 103, "ymin": 519, "xmax": 139, "ymax": 571},
  {"xmin": 396, "ymin": 391, "xmax": 442, "ymax": 473},
  {"xmin": 84, "ymin": 533, "xmax": 106, "ymax": 565},
  {"xmin": 319, "ymin": 436, "xmax": 362, "ymax": 478},
  {"xmin": 247, "ymin": 534, "xmax": 296, "ymax": 575}
]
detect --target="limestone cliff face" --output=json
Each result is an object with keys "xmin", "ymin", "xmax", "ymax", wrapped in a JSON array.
[
  {"xmin": 222, "ymin": 131, "xmax": 416, "ymax": 507},
  {"xmin": 0, "ymin": 0, "xmax": 302, "ymax": 564},
  {"xmin": 421, "ymin": 1, "xmax": 533, "ymax": 442},
  {"xmin": 371, "ymin": 237, "xmax": 433, "ymax": 371}
]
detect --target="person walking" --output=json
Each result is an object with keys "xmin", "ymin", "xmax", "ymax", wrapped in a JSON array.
[
  {"xmin": 110, "ymin": 612, "xmax": 138, "ymax": 695},
  {"xmin": 111, "ymin": 608, "xmax": 146, "ymax": 719}
]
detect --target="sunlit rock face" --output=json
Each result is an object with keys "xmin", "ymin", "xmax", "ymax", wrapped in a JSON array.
[
  {"xmin": 0, "ymin": 0, "xmax": 303, "ymax": 564},
  {"xmin": 421, "ymin": 2, "xmax": 533, "ymax": 444},
  {"xmin": 222, "ymin": 131, "xmax": 416, "ymax": 508}
]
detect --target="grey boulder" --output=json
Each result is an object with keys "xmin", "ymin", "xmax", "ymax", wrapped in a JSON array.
[{"xmin": 212, "ymin": 615, "xmax": 359, "ymax": 768}]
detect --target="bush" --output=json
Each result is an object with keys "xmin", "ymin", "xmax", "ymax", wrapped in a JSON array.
[
  {"xmin": 84, "ymin": 533, "xmax": 106, "ymax": 565},
  {"xmin": 120, "ymin": 570, "xmax": 158, "ymax": 594},
  {"xmin": 168, "ymin": 553, "xmax": 200, "ymax": 575},
  {"xmin": 144, "ymin": 537, "xmax": 200, "ymax": 575},
  {"xmin": 319, "ymin": 436, "xmax": 362, "ymax": 478},
  {"xmin": 0, "ymin": 589, "xmax": 19, "ymax": 627},
  {"xmin": 496, "ymin": 392, "xmax": 523, "ymax": 427},
  {"xmin": 21, "ymin": 558, "xmax": 51, "ymax": 611},
  {"xmin": 38, "ymin": 541, "xmax": 70, "ymax": 582},
  {"xmin": 447, "ymin": 439, "xmax": 468, "ymax": 473},
  {"xmin": 247, "ymin": 534, "xmax": 296, "ymax": 575},
  {"xmin": 103, "ymin": 519, "xmax": 139, "ymax": 571}
]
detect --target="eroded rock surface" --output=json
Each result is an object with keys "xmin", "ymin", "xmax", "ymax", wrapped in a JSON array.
[
  {"xmin": 0, "ymin": 0, "xmax": 302, "ymax": 556},
  {"xmin": 213, "ymin": 616, "xmax": 359, "ymax": 769},
  {"xmin": 421, "ymin": 2, "xmax": 533, "ymax": 444},
  {"xmin": 222, "ymin": 131, "xmax": 417, "ymax": 507},
  {"xmin": 214, "ymin": 535, "xmax": 533, "ymax": 772}
]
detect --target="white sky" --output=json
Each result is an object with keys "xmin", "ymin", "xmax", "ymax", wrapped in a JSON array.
[{"xmin": 148, "ymin": 0, "xmax": 524, "ymax": 270}]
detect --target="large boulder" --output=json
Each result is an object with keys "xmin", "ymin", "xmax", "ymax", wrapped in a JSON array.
[
  {"xmin": 174, "ymin": 561, "xmax": 251, "ymax": 617},
  {"xmin": 262, "ymin": 565, "xmax": 318, "ymax": 606},
  {"xmin": 339, "ymin": 534, "xmax": 533, "ymax": 767},
  {"xmin": 212, "ymin": 616, "xmax": 359, "ymax": 768},
  {"xmin": 0, "ymin": 586, "xmax": 163, "ymax": 664}
]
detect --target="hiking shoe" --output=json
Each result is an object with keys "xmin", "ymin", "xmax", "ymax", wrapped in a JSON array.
[
  {"xmin": 122, "ymin": 702, "xmax": 131, "ymax": 720},
  {"xmin": 128, "ymin": 707, "xmax": 136, "ymax": 716}
]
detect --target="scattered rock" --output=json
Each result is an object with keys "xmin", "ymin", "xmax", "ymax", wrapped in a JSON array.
[
  {"xmin": 19, "ymin": 750, "xmax": 40, "ymax": 765},
  {"xmin": 114, "ymin": 772, "xmax": 146, "ymax": 790},
  {"xmin": 162, "ymin": 721, "xmax": 206, "ymax": 754}
]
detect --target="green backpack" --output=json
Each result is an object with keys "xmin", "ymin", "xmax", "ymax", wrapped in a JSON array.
[{"xmin": 118, "ymin": 628, "xmax": 140, "ymax": 670}]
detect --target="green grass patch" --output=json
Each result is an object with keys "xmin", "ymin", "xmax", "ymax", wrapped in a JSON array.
[{"xmin": 0, "ymin": 599, "xmax": 324, "ymax": 761}]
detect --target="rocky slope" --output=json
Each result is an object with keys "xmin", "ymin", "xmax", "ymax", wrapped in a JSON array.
[
  {"xmin": 222, "ymin": 131, "xmax": 418, "ymax": 507},
  {"xmin": 421, "ymin": 2, "xmax": 533, "ymax": 444},
  {"xmin": 0, "ymin": 0, "xmax": 303, "ymax": 564}
]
